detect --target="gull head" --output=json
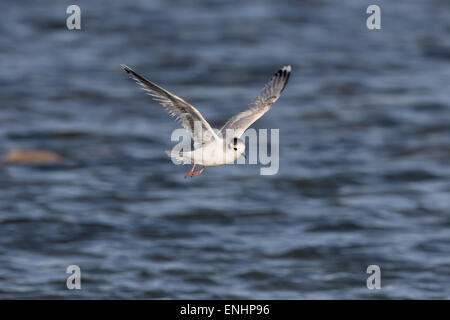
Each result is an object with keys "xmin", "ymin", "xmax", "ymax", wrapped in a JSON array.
[{"xmin": 229, "ymin": 137, "xmax": 246, "ymax": 159}]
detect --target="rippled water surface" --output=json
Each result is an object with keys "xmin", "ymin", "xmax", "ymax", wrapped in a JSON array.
[{"xmin": 0, "ymin": 0, "xmax": 449, "ymax": 299}]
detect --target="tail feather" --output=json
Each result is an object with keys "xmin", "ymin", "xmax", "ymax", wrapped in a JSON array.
[
  {"xmin": 165, "ymin": 150, "xmax": 187, "ymax": 164},
  {"xmin": 164, "ymin": 150, "xmax": 173, "ymax": 157}
]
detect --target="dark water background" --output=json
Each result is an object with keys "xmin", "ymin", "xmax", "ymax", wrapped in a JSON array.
[{"xmin": 0, "ymin": 0, "xmax": 449, "ymax": 299}]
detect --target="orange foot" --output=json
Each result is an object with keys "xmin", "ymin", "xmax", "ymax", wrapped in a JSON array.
[
  {"xmin": 184, "ymin": 164, "xmax": 196, "ymax": 179},
  {"xmin": 191, "ymin": 167, "xmax": 205, "ymax": 178}
]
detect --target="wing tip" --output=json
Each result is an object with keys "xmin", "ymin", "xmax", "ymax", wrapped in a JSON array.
[
  {"xmin": 273, "ymin": 65, "xmax": 291, "ymax": 91},
  {"xmin": 274, "ymin": 65, "xmax": 292, "ymax": 78},
  {"xmin": 121, "ymin": 64, "xmax": 132, "ymax": 73},
  {"xmin": 282, "ymin": 65, "xmax": 292, "ymax": 73}
]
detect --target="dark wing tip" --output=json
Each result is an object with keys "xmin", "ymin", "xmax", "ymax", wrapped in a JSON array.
[
  {"xmin": 121, "ymin": 64, "xmax": 133, "ymax": 74},
  {"xmin": 274, "ymin": 65, "xmax": 292, "ymax": 76},
  {"xmin": 120, "ymin": 65, "xmax": 150, "ymax": 86},
  {"xmin": 282, "ymin": 65, "xmax": 292, "ymax": 73},
  {"xmin": 274, "ymin": 65, "xmax": 292, "ymax": 92}
]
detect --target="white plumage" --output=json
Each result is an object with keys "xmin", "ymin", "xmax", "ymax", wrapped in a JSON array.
[{"xmin": 122, "ymin": 64, "xmax": 291, "ymax": 177}]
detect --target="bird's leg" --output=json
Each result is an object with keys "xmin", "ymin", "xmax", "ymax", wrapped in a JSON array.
[
  {"xmin": 184, "ymin": 163, "xmax": 196, "ymax": 179},
  {"xmin": 191, "ymin": 167, "xmax": 205, "ymax": 178}
]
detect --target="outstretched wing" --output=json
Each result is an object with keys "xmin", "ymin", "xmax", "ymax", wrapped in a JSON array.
[
  {"xmin": 219, "ymin": 65, "xmax": 291, "ymax": 139},
  {"xmin": 122, "ymin": 65, "xmax": 219, "ymax": 147}
]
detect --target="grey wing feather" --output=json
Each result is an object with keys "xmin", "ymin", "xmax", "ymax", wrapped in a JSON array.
[
  {"xmin": 121, "ymin": 65, "xmax": 219, "ymax": 147},
  {"xmin": 219, "ymin": 65, "xmax": 291, "ymax": 139}
]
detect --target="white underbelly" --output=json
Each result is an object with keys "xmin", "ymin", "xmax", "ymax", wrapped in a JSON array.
[{"xmin": 191, "ymin": 147, "xmax": 236, "ymax": 167}]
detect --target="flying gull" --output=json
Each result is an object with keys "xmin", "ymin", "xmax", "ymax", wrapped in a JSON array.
[{"xmin": 122, "ymin": 64, "xmax": 291, "ymax": 178}]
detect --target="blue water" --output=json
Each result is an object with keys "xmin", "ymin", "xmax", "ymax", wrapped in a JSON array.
[{"xmin": 0, "ymin": 0, "xmax": 449, "ymax": 299}]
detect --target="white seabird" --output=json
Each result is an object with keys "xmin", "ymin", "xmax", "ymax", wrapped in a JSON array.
[{"xmin": 122, "ymin": 64, "xmax": 291, "ymax": 178}]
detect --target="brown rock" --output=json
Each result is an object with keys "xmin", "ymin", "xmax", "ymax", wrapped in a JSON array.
[{"xmin": 2, "ymin": 150, "xmax": 63, "ymax": 165}]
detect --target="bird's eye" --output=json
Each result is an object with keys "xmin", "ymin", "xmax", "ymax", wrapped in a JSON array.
[{"xmin": 233, "ymin": 148, "xmax": 237, "ymax": 151}]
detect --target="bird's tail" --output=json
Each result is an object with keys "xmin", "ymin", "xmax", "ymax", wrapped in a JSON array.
[{"xmin": 165, "ymin": 150, "xmax": 188, "ymax": 164}]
